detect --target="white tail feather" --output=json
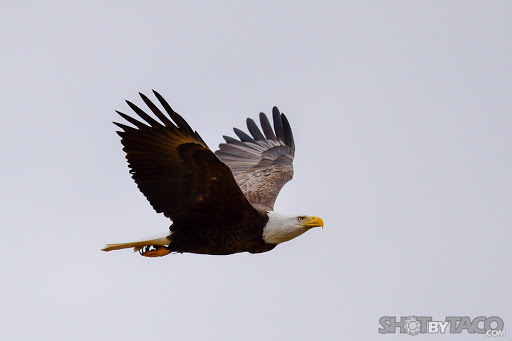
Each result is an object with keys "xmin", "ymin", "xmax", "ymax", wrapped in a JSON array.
[{"xmin": 102, "ymin": 232, "xmax": 171, "ymax": 252}]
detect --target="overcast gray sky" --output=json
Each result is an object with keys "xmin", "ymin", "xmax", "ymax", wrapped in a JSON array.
[{"xmin": 1, "ymin": 1, "xmax": 511, "ymax": 340}]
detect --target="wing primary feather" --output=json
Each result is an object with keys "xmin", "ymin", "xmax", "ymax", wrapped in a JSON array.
[
  {"xmin": 116, "ymin": 110, "xmax": 149, "ymax": 129},
  {"xmin": 281, "ymin": 113, "xmax": 295, "ymax": 151},
  {"xmin": 224, "ymin": 134, "xmax": 268, "ymax": 151},
  {"xmin": 125, "ymin": 100, "xmax": 161, "ymax": 127},
  {"xmin": 223, "ymin": 135, "xmax": 243, "ymax": 144},
  {"xmin": 139, "ymin": 92, "xmax": 176, "ymax": 128},
  {"xmin": 272, "ymin": 107, "xmax": 285, "ymax": 143},
  {"xmin": 223, "ymin": 136, "xmax": 259, "ymax": 150},
  {"xmin": 152, "ymin": 90, "xmax": 193, "ymax": 132},
  {"xmin": 113, "ymin": 121, "xmax": 136, "ymax": 132},
  {"xmin": 246, "ymin": 118, "xmax": 266, "ymax": 141},
  {"xmin": 233, "ymin": 127, "xmax": 257, "ymax": 143},
  {"xmin": 259, "ymin": 113, "xmax": 276, "ymax": 141}
]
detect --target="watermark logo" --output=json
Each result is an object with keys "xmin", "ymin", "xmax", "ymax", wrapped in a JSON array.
[
  {"xmin": 403, "ymin": 316, "xmax": 421, "ymax": 336},
  {"xmin": 379, "ymin": 316, "xmax": 505, "ymax": 336}
]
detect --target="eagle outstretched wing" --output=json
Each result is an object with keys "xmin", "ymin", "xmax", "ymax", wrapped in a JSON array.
[
  {"xmin": 114, "ymin": 91, "xmax": 261, "ymax": 225},
  {"xmin": 215, "ymin": 107, "xmax": 295, "ymax": 211}
]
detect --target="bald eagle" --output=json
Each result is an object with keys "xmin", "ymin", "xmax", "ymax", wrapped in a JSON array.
[{"xmin": 102, "ymin": 91, "xmax": 323, "ymax": 257}]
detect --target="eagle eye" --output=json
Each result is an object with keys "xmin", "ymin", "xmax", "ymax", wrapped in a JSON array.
[{"xmin": 298, "ymin": 216, "xmax": 304, "ymax": 222}]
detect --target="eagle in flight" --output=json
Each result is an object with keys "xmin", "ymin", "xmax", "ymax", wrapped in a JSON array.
[{"xmin": 102, "ymin": 91, "xmax": 323, "ymax": 257}]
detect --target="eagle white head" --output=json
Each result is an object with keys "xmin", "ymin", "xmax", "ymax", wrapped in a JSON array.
[{"xmin": 263, "ymin": 211, "xmax": 324, "ymax": 245}]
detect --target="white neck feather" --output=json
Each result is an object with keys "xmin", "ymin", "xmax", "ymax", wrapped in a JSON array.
[{"xmin": 262, "ymin": 212, "xmax": 307, "ymax": 245}]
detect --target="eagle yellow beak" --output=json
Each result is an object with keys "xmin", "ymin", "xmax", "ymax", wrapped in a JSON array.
[{"xmin": 300, "ymin": 216, "xmax": 324, "ymax": 228}]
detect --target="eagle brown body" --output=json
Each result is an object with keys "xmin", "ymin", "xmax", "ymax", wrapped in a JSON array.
[{"xmin": 169, "ymin": 215, "xmax": 274, "ymax": 255}]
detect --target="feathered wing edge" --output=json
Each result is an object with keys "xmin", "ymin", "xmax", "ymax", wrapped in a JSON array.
[
  {"xmin": 111, "ymin": 90, "xmax": 252, "ymax": 219},
  {"xmin": 214, "ymin": 107, "xmax": 295, "ymax": 210},
  {"xmin": 215, "ymin": 106, "xmax": 295, "ymax": 177}
]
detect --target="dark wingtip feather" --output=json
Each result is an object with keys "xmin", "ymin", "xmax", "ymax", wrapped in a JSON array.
[
  {"xmin": 233, "ymin": 127, "xmax": 256, "ymax": 143},
  {"xmin": 281, "ymin": 113, "xmax": 295, "ymax": 151},
  {"xmin": 246, "ymin": 118, "xmax": 266, "ymax": 141},
  {"xmin": 112, "ymin": 121, "xmax": 135, "ymax": 132},
  {"xmin": 259, "ymin": 112, "xmax": 276, "ymax": 141},
  {"xmin": 151, "ymin": 89, "xmax": 162, "ymax": 98},
  {"xmin": 116, "ymin": 110, "xmax": 148, "ymax": 129},
  {"xmin": 139, "ymin": 92, "xmax": 175, "ymax": 128},
  {"xmin": 272, "ymin": 107, "xmax": 285, "ymax": 142},
  {"xmin": 223, "ymin": 135, "xmax": 238, "ymax": 143},
  {"xmin": 125, "ymin": 100, "xmax": 160, "ymax": 127},
  {"xmin": 151, "ymin": 90, "xmax": 192, "ymax": 132}
]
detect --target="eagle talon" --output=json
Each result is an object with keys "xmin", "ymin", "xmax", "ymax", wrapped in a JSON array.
[{"xmin": 139, "ymin": 245, "xmax": 171, "ymax": 257}]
